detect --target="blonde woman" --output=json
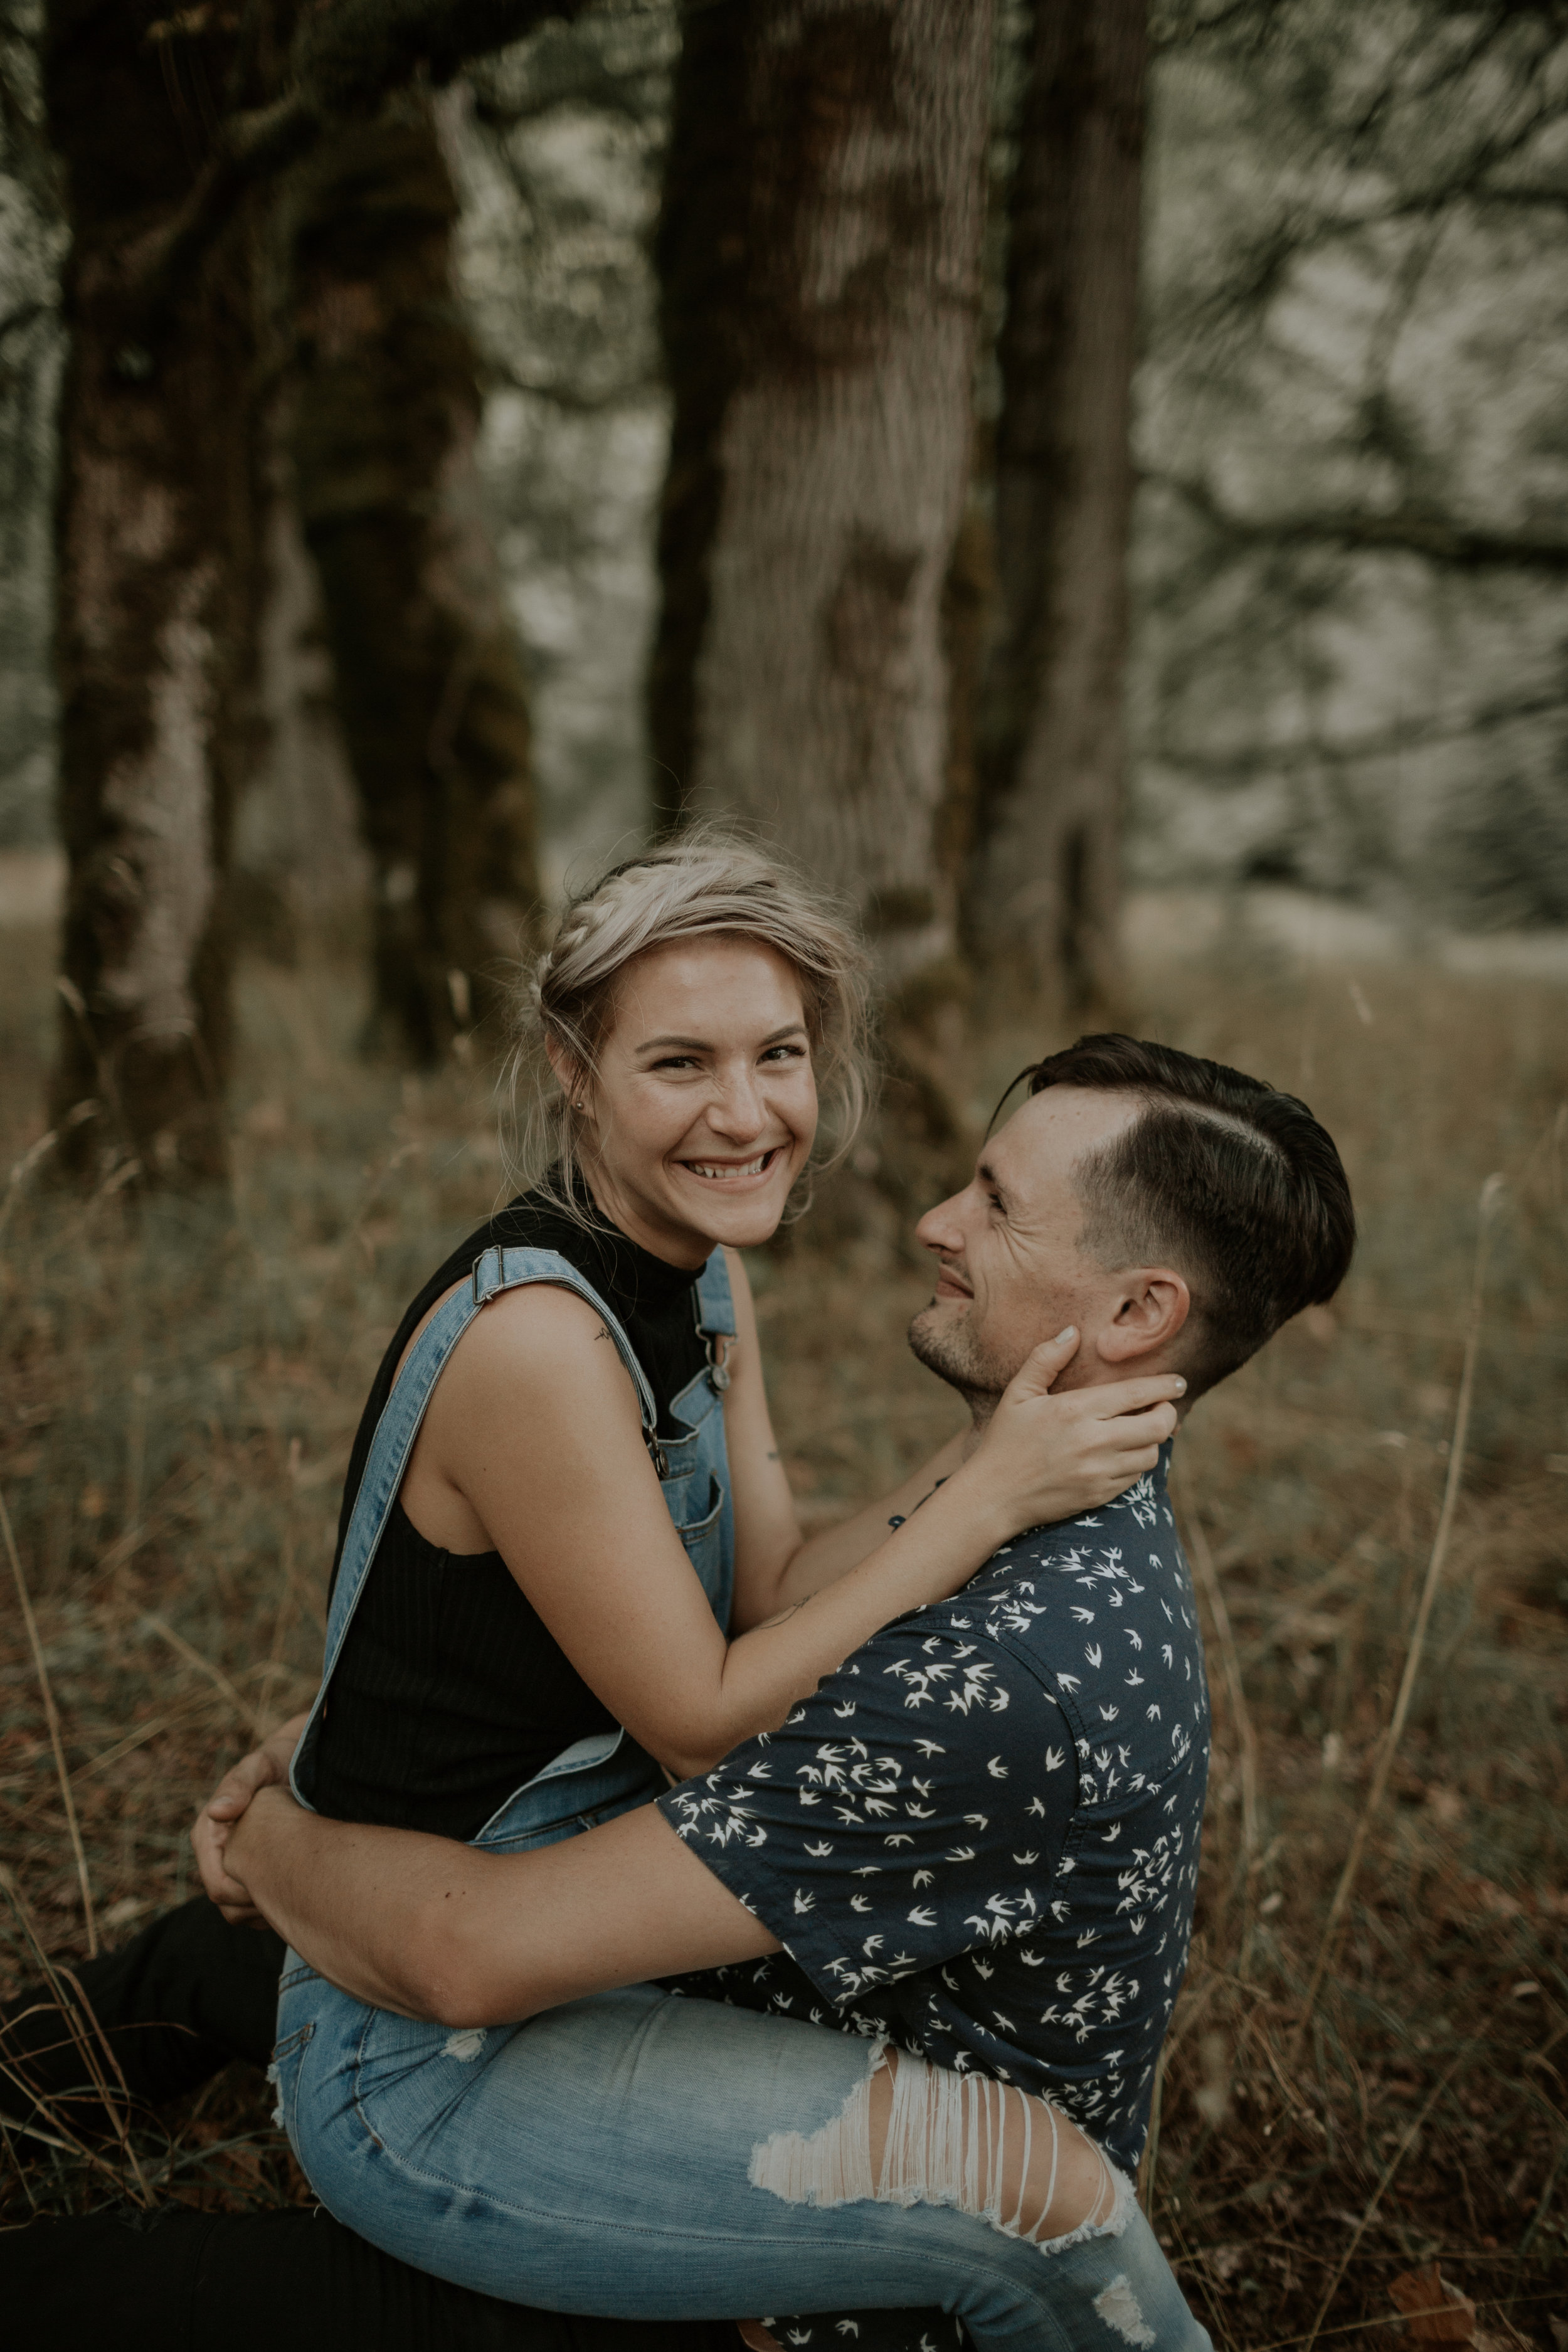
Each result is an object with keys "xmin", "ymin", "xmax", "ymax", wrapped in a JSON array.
[{"xmin": 197, "ymin": 839, "xmax": 1194, "ymax": 2351}]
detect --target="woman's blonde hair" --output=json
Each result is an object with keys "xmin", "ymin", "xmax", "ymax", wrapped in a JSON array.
[{"xmin": 503, "ymin": 830, "xmax": 874, "ymax": 1217}]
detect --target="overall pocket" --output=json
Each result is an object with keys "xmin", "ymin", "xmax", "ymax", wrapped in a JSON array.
[{"xmin": 674, "ymin": 1472, "xmax": 724, "ymax": 1586}]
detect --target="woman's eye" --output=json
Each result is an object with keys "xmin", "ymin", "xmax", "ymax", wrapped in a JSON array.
[
  {"xmin": 652, "ymin": 1055, "xmax": 699, "ymax": 1072},
  {"xmin": 761, "ymin": 1044, "xmax": 807, "ymax": 1065}
]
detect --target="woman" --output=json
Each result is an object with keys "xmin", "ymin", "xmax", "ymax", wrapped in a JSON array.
[{"xmin": 203, "ymin": 837, "xmax": 1188, "ymax": 2347}]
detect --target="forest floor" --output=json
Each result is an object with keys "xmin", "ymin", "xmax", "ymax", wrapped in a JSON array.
[{"xmin": 0, "ymin": 891, "xmax": 1564, "ymax": 2350}]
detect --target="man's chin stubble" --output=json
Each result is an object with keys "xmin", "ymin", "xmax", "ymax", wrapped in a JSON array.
[{"xmin": 907, "ymin": 1308, "xmax": 1004, "ymax": 1426}]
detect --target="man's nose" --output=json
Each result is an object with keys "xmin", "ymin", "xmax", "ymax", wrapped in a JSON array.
[{"xmin": 915, "ymin": 1192, "xmax": 965, "ymax": 1254}]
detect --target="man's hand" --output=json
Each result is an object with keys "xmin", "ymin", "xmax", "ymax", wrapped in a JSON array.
[{"xmin": 191, "ymin": 1707, "xmax": 312, "ymax": 1925}]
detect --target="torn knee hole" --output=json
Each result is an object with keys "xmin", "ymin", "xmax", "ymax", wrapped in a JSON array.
[{"xmin": 749, "ymin": 2046, "xmax": 1125, "ymax": 2253}]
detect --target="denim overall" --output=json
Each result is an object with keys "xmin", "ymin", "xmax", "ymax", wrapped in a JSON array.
[
  {"xmin": 286, "ymin": 1241, "xmax": 736, "ymax": 1850},
  {"xmin": 275, "ymin": 1244, "xmax": 734, "ymax": 2062}
]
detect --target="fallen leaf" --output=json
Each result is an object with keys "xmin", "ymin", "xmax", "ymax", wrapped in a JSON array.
[{"xmin": 1390, "ymin": 2264, "xmax": 1476, "ymax": 2345}]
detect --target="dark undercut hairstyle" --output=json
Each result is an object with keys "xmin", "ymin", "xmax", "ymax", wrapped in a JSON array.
[{"xmin": 1011, "ymin": 1035, "xmax": 1355, "ymax": 1400}]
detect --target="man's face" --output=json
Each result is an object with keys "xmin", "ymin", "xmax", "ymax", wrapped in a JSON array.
[{"xmin": 908, "ymin": 1088, "xmax": 1148, "ymax": 1413}]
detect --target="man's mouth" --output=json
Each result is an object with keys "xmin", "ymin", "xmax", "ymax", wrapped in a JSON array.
[
  {"xmin": 933, "ymin": 1265, "xmax": 972, "ymax": 1300},
  {"xmin": 681, "ymin": 1147, "xmax": 783, "ymax": 1184}
]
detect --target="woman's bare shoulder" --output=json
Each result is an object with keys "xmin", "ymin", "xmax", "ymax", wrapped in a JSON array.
[{"xmin": 395, "ymin": 1273, "xmax": 627, "ymax": 1392}]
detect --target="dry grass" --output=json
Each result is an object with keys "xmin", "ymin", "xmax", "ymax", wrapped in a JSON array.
[{"xmin": 0, "ymin": 906, "xmax": 1565, "ymax": 2346}]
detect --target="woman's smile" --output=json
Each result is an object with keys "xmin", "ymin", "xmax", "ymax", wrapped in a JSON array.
[{"xmin": 678, "ymin": 1146, "xmax": 786, "ymax": 1185}]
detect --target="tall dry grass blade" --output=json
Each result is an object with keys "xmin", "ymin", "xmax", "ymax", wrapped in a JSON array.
[
  {"xmin": 1, "ymin": 1483, "xmax": 98, "ymax": 1955},
  {"xmin": 72, "ymin": 1712, "xmax": 181, "ymax": 1783},
  {"xmin": 1180, "ymin": 1486, "xmax": 1261, "ymax": 1967},
  {"xmin": 0, "ymin": 1869, "xmax": 154, "ymax": 2204},
  {"xmin": 0, "ymin": 2107, "xmax": 43, "ymax": 2209},
  {"xmin": 1293, "ymin": 1173, "xmax": 1503, "ymax": 2048},
  {"xmin": 52, "ymin": 1961, "xmax": 157, "ymax": 2207},
  {"xmin": 1301, "ymin": 2057, "xmax": 1465, "ymax": 2352},
  {"xmin": 140, "ymin": 1609, "xmax": 266, "ymax": 1735},
  {"xmin": 0, "ymin": 1125, "xmax": 58, "ymax": 1248}
]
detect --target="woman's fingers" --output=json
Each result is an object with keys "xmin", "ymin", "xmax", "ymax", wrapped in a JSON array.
[
  {"xmin": 191, "ymin": 1811, "xmax": 253, "ymax": 1910},
  {"xmin": 1003, "ymin": 1327, "xmax": 1080, "ymax": 1399},
  {"xmin": 204, "ymin": 1741, "xmax": 285, "ymax": 1821},
  {"xmin": 1090, "ymin": 1372, "xmax": 1186, "ymax": 1418},
  {"xmin": 1104, "ymin": 1400, "xmax": 1180, "ymax": 1447}
]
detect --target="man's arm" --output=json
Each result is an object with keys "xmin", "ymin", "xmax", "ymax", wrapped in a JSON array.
[{"xmin": 225, "ymin": 1788, "xmax": 778, "ymax": 2026}]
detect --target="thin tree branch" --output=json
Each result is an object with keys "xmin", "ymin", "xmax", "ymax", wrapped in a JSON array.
[
  {"xmin": 1143, "ymin": 686, "xmax": 1568, "ymax": 781},
  {"xmin": 127, "ymin": 88, "xmax": 322, "ymax": 311},
  {"xmin": 1153, "ymin": 470, "xmax": 1568, "ymax": 575},
  {"xmin": 125, "ymin": 0, "xmax": 589, "ymax": 312}
]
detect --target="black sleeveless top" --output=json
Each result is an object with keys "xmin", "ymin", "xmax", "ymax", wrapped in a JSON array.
[{"xmin": 310, "ymin": 1185, "xmax": 708, "ymax": 1839}]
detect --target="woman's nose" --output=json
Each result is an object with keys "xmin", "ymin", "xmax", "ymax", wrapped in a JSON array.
[{"xmin": 707, "ymin": 1068, "xmax": 768, "ymax": 1139}]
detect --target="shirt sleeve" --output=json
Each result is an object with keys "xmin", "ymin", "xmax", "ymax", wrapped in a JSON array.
[{"xmin": 657, "ymin": 1623, "xmax": 1080, "ymax": 2009}]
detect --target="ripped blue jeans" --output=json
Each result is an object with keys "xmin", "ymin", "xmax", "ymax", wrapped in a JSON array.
[{"xmin": 272, "ymin": 1961, "xmax": 1209, "ymax": 2352}]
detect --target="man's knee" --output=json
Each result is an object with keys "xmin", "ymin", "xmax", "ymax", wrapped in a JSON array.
[{"xmin": 749, "ymin": 2045, "xmax": 1126, "ymax": 2252}]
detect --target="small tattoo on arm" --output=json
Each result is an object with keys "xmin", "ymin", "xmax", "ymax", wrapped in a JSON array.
[{"xmin": 594, "ymin": 1324, "xmax": 613, "ymax": 1342}]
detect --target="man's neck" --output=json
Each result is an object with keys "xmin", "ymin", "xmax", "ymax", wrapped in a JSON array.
[{"xmin": 960, "ymin": 1401, "xmax": 997, "ymax": 1459}]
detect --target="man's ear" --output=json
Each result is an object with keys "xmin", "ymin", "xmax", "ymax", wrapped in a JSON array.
[{"xmin": 1099, "ymin": 1270, "xmax": 1190, "ymax": 1364}]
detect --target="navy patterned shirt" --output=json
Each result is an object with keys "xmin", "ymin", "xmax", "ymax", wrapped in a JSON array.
[{"xmin": 659, "ymin": 1445, "xmax": 1208, "ymax": 2177}]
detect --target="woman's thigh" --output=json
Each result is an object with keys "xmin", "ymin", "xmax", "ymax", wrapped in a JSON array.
[{"xmin": 282, "ymin": 1973, "xmax": 1206, "ymax": 2352}]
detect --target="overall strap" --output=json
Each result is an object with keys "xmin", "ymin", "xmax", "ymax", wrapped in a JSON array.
[
  {"xmin": 289, "ymin": 1247, "xmax": 660, "ymax": 1809},
  {"xmin": 694, "ymin": 1245, "xmax": 738, "ymax": 1389}
]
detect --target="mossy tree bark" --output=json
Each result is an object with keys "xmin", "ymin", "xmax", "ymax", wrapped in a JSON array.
[
  {"xmin": 969, "ymin": 0, "xmax": 1147, "ymax": 1010},
  {"xmin": 44, "ymin": 0, "xmax": 268, "ymax": 1185},
  {"xmin": 43, "ymin": 0, "xmax": 579, "ymax": 1185},
  {"xmin": 283, "ymin": 93, "xmax": 540, "ymax": 1064},
  {"xmin": 650, "ymin": 0, "xmax": 996, "ymax": 1189}
]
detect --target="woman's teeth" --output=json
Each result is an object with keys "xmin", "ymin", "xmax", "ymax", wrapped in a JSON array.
[{"xmin": 686, "ymin": 1152, "xmax": 774, "ymax": 1182}]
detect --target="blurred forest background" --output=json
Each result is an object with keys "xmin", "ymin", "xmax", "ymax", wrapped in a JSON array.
[{"xmin": 0, "ymin": 2, "xmax": 1565, "ymax": 2345}]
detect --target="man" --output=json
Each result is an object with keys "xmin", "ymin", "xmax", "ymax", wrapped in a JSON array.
[{"xmin": 5, "ymin": 1037, "xmax": 1353, "ymax": 2349}]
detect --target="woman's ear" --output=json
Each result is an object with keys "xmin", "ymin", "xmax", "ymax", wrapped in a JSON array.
[
  {"xmin": 544, "ymin": 1036, "xmax": 584, "ymax": 1106},
  {"xmin": 1100, "ymin": 1271, "xmax": 1190, "ymax": 1364}
]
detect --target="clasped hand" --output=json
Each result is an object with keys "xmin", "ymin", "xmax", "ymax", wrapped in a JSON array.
[{"xmin": 190, "ymin": 1708, "xmax": 310, "ymax": 1926}]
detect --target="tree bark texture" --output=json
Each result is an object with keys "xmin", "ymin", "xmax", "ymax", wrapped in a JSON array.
[
  {"xmin": 283, "ymin": 92, "xmax": 539, "ymax": 1064},
  {"xmin": 970, "ymin": 0, "xmax": 1147, "ymax": 1007},
  {"xmin": 650, "ymin": 0, "xmax": 995, "ymax": 1012},
  {"xmin": 45, "ymin": 1, "xmax": 265, "ymax": 1184}
]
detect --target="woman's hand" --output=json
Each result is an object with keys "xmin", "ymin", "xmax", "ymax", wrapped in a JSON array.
[
  {"xmin": 191, "ymin": 1708, "xmax": 312, "ymax": 1925},
  {"xmin": 958, "ymin": 1328, "xmax": 1184, "ymax": 1534}
]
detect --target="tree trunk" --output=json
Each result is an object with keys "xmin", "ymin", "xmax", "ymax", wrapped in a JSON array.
[
  {"xmin": 45, "ymin": 1, "xmax": 263, "ymax": 1184},
  {"xmin": 969, "ymin": 0, "xmax": 1147, "ymax": 1008},
  {"xmin": 232, "ymin": 415, "xmax": 369, "ymax": 961},
  {"xmin": 650, "ymin": 0, "xmax": 995, "ymax": 1028},
  {"xmin": 283, "ymin": 89, "xmax": 539, "ymax": 1066}
]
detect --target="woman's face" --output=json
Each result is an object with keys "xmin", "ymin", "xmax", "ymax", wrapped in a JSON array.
[{"xmin": 568, "ymin": 935, "xmax": 820, "ymax": 1267}]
